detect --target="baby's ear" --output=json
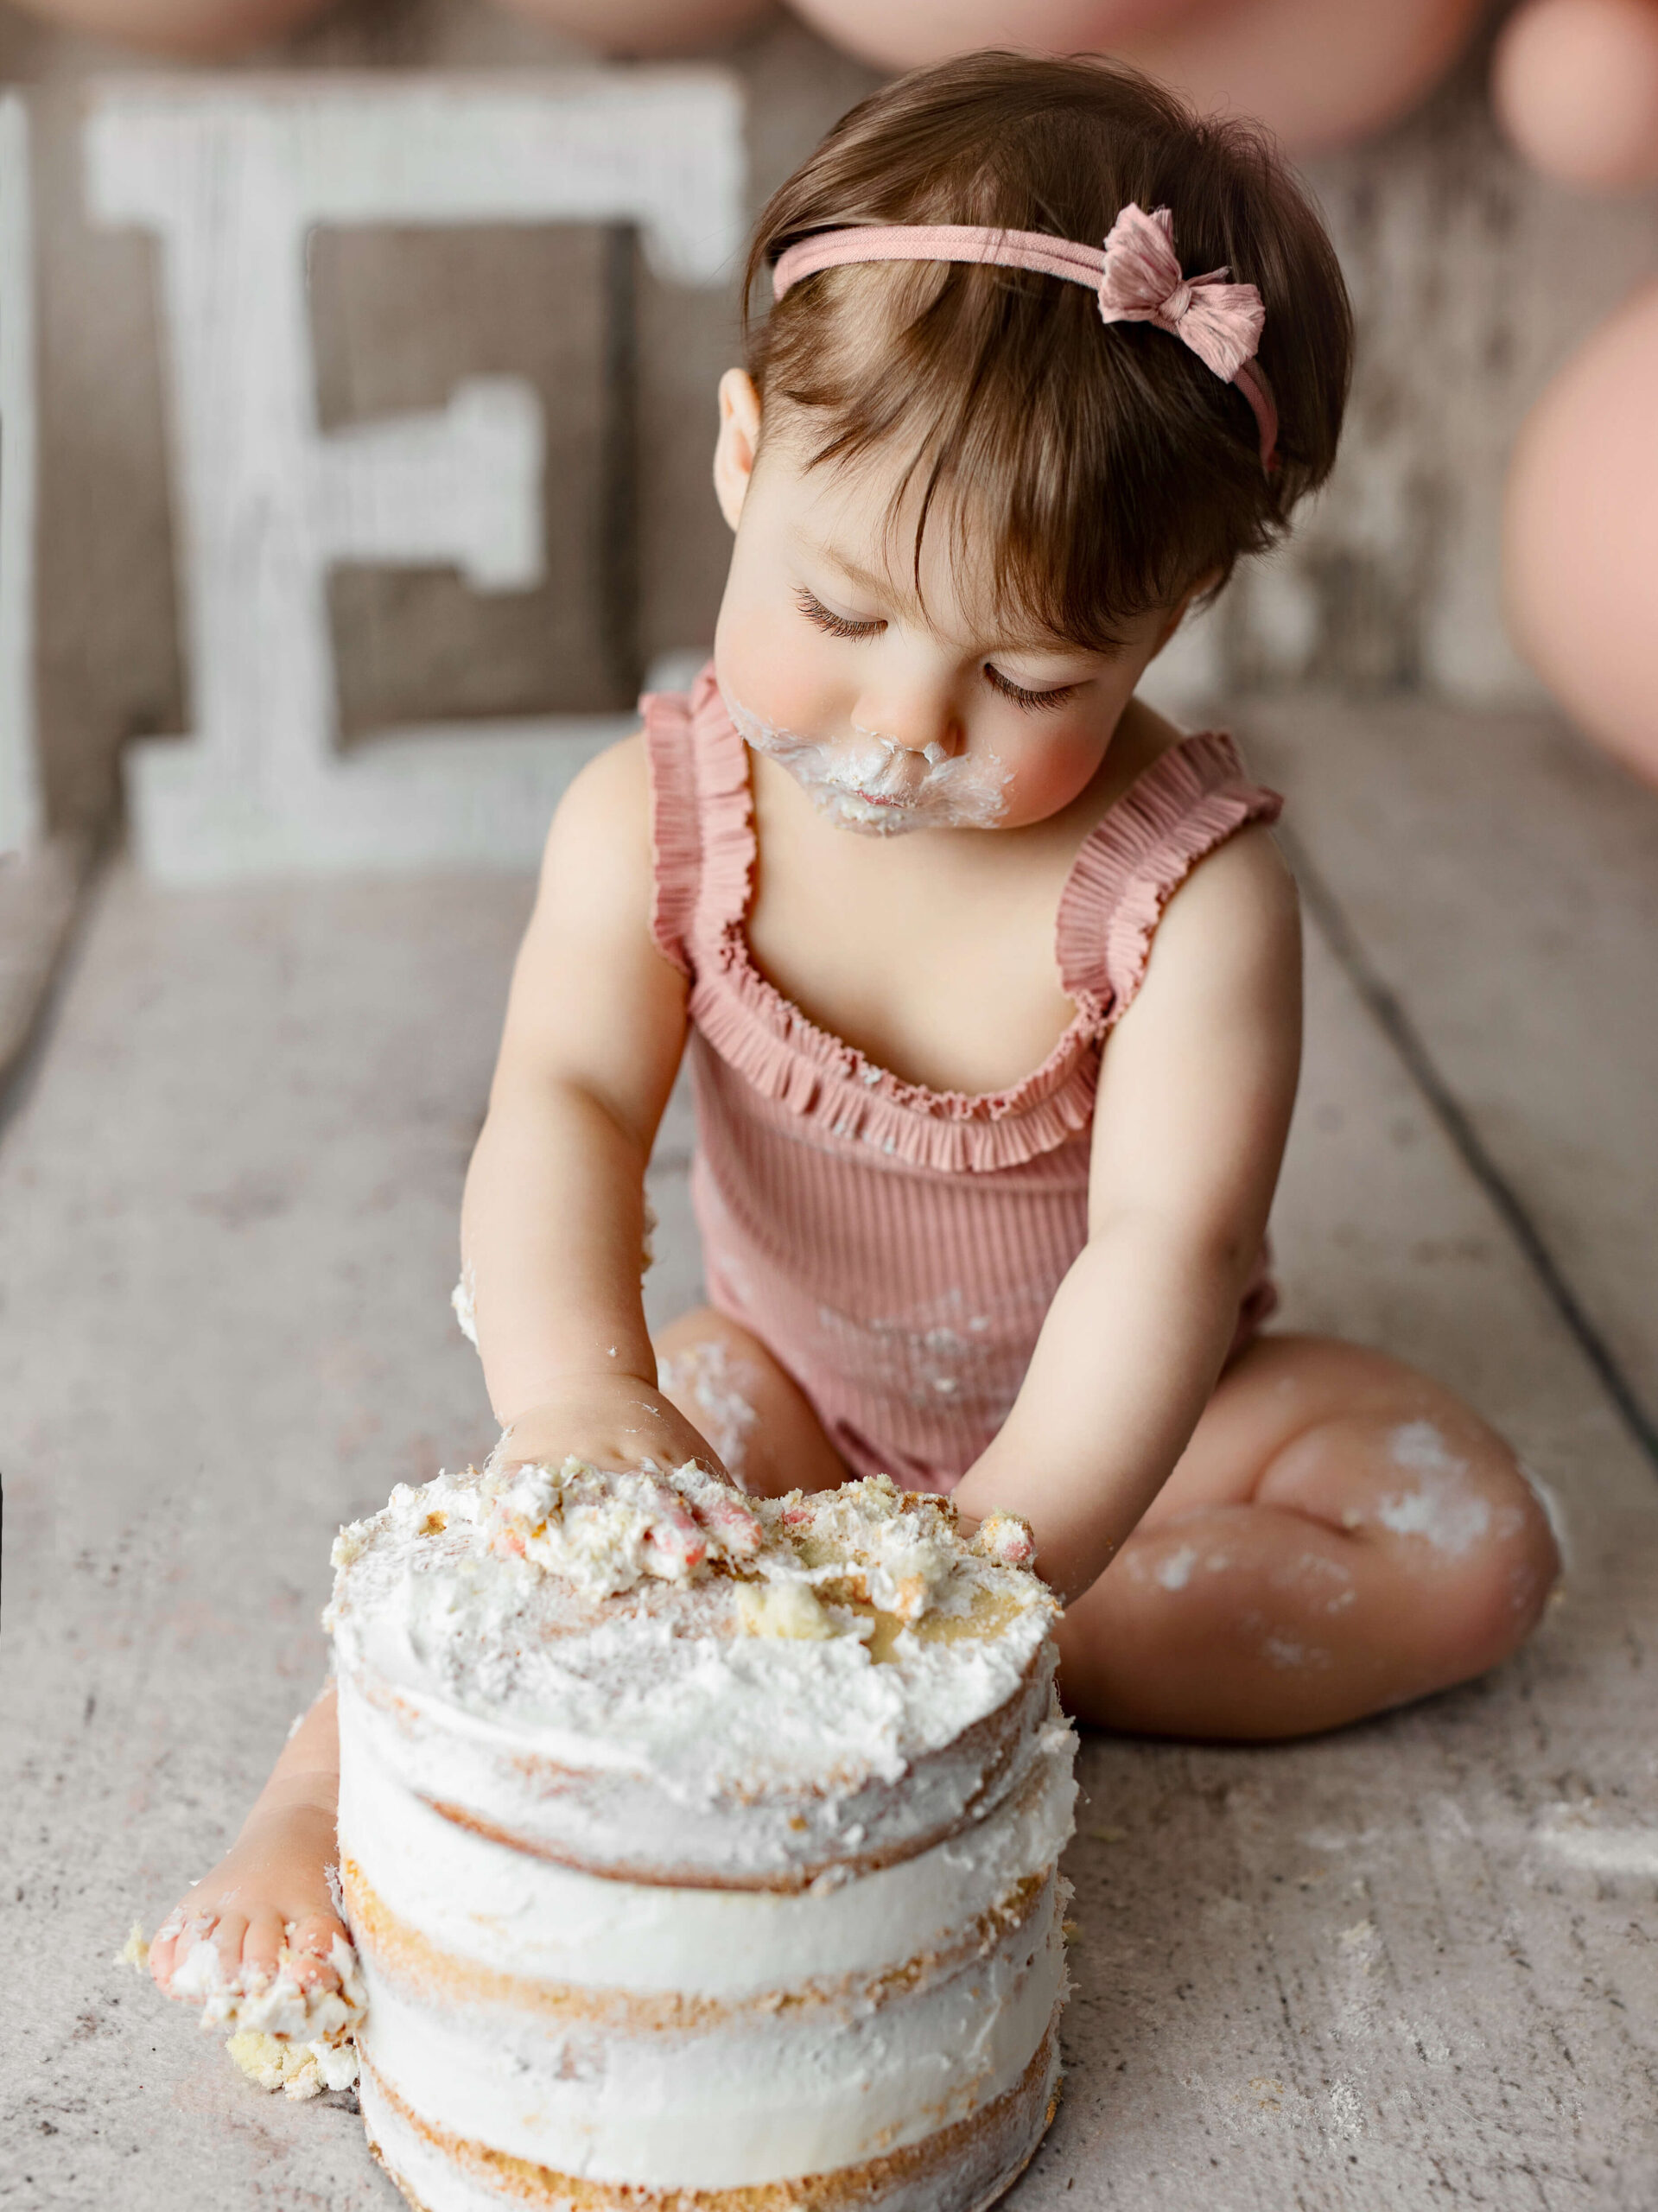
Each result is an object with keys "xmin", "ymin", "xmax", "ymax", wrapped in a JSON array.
[{"xmin": 713, "ymin": 370, "xmax": 763, "ymax": 531}]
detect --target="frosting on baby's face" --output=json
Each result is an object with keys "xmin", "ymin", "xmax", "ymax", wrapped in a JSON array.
[
  {"xmin": 722, "ymin": 694, "xmax": 1013, "ymax": 836},
  {"xmin": 710, "ymin": 378, "xmax": 1187, "ymax": 837}
]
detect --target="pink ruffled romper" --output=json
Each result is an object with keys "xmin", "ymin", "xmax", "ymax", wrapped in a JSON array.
[{"xmin": 645, "ymin": 666, "xmax": 1283, "ymax": 1495}]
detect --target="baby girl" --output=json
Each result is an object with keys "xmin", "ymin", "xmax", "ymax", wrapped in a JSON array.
[{"xmin": 150, "ymin": 50, "xmax": 1559, "ymax": 2007}]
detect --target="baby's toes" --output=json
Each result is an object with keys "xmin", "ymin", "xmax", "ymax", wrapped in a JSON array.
[
  {"xmin": 284, "ymin": 1911, "xmax": 348, "ymax": 1992},
  {"xmin": 211, "ymin": 1909, "xmax": 251, "ymax": 1983},
  {"xmin": 241, "ymin": 1905, "xmax": 289, "ymax": 1986},
  {"xmin": 148, "ymin": 1911, "xmax": 200, "ymax": 1993}
]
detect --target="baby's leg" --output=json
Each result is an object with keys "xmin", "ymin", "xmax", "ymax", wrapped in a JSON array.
[
  {"xmin": 149, "ymin": 1687, "xmax": 347, "ymax": 2002},
  {"xmin": 1058, "ymin": 1334, "xmax": 1562, "ymax": 1739},
  {"xmin": 656, "ymin": 1307, "xmax": 850, "ymax": 1500}
]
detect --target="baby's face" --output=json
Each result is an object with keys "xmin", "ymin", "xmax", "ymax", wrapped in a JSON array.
[{"xmin": 711, "ymin": 378, "xmax": 1186, "ymax": 837}]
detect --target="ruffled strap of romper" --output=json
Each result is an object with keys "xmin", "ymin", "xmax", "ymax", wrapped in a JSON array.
[
  {"xmin": 641, "ymin": 664, "xmax": 755, "ymax": 978},
  {"xmin": 1057, "ymin": 732, "xmax": 1283, "ymax": 1019}
]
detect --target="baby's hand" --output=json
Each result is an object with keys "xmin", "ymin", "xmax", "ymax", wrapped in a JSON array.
[
  {"xmin": 493, "ymin": 1376, "xmax": 764, "ymax": 1575},
  {"xmin": 500, "ymin": 1374, "xmax": 741, "ymax": 1495}
]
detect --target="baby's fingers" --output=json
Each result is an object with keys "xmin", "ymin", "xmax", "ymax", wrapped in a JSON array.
[
  {"xmin": 693, "ymin": 1484, "xmax": 764, "ymax": 1557},
  {"xmin": 638, "ymin": 1478, "xmax": 708, "ymax": 1575}
]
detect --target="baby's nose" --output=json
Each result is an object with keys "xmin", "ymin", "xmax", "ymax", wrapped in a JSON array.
[{"xmin": 854, "ymin": 702, "xmax": 963, "ymax": 759}]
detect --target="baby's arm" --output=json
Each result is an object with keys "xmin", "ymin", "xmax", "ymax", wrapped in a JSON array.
[
  {"xmin": 951, "ymin": 827, "xmax": 1301, "ymax": 1601},
  {"xmin": 461, "ymin": 734, "xmax": 715, "ymax": 1477},
  {"xmin": 154, "ymin": 737, "xmax": 705, "ymax": 2010}
]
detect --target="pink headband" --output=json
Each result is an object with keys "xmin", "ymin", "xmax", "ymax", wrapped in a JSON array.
[{"xmin": 772, "ymin": 203, "xmax": 1279, "ymax": 474}]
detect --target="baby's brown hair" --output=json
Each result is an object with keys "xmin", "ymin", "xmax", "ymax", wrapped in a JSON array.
[{"xmin": 744, "ymin": 52, "xmax": 1352, "ymax": 651}]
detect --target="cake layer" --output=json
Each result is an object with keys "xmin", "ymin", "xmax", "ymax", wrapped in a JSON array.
[
  {"xmin": 338, "ymin": 1646, "xmax": 1056, "ymax": 1889},
  {"xmin": 353, "ymin": 1875, "xmax": 1064, "ymax": 2186},
  {"xmin": 359, "ymin": 2018, "xmax": 1063, "ymax": 2212},
  {"xmin": 338, "ymin": 1679, "xmax": 1075, "ymax": 1997},
  {"xmin": 327, "ymin": 1468, "xmax": 1060, "ymax": 1886}
]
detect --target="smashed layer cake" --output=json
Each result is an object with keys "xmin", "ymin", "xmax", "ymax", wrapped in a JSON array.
[{"xmin": 327, "ymin": 1458, "xmax": 1077, "ymax": 2211}]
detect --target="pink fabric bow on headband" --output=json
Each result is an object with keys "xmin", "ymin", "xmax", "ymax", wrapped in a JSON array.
[{"xmin": 772, "ymin": 201, "xmax": 1279, "ymax": 474}]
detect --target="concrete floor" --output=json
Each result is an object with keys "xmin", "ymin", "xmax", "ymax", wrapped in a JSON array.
[{"xmin": 3, "ymin": 701, "xmax": 1656, "ymax": 2209}]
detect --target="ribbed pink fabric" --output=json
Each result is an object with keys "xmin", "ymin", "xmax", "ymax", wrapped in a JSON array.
[{"xmin": 645, "ymin": 667, "xmax": 1283, "ymax": 1493}]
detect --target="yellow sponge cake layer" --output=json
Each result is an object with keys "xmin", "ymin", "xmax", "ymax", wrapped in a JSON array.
[{"xmin": 360, "ymin": 2026, "xmax": 1062, "ymax": 2212}]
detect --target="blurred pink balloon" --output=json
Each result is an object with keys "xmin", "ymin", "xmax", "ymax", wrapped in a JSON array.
[
  {"xmin": 1504, "ymin": 282, "xmax": 1658, "ymax": 788},
  {"xmin": 6, "ymin": 0, "xmax": 334, "ymax": 51},
  {"xmin": 494, "ymin": 0, "xmax": 775, "ymax": 52},
  {"xmin": 785, "ymin": 0, "xmax": 1210, "ymax": 57},
  {"xmin": 9, "ymin": 0, "xmax": 778, "ymax": 53},
  {"xmin": 785, "ymin": 0, "xmax": 1490, "ymax": 154},
  {"xmin": 1491, "ymin": 0, "xmax": 1658, "ymax": 189}
]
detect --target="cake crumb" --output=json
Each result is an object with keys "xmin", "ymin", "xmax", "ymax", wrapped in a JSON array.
[
  {"xmin": 975, "ymin": 1511, "xmax": 1039, "ymax": 1569},
  {"xmin": 113, "ymin": 1923, "xmax": 149, "ymax": 1971},
  {"xmin": 735, "ymin": 1580, "xmax": 837, "ymax": 1640},
  {"xmin": 124, "ymin": 1918, "xmax": 365, "ymax": 2100},
  {"xmin": 226, "ymin": 2028, "xmax": 359, "ymax": 2101}
]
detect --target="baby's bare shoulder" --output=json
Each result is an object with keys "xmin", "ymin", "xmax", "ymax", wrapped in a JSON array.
[
  {"xmin": 1186, "ymin": 814, "xmax": 1297, "ymax": 919},
  {"xmin": 1153, "ymin": 822, "xmax": 1300, "ymax": 997},
  {"xmin": 503, "ymin": 728, "xmax": 686, "ymax": 1079},
  {"xmin": 537, "ymin": 732, "xmax": 651, "ymax": 892}
]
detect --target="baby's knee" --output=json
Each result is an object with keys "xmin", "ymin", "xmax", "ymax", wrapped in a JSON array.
[
  {"xmin": 653, "ymin": 1306, "xmax": 848, "ymax": 1498},
  {"xmin": 1387, "ymin": 1433, "xmax": 1562, "ymax": 1682},
  {"xmin": 1264, "ymin": 1403, "xmax": 1562, "ymax": 1681},
  {"xmin": 1468, "ymin": 1454, "xmax": 1560, "ymax": 1659}
]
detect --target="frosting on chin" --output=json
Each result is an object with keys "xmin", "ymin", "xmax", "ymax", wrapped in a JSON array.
[{"xmin": 723, "ymin": 690, "xmax": 1011, "ymax": 837}]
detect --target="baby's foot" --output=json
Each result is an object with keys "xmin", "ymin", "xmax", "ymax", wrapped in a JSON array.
[{"xmin": 149, "ymin": 1793, "xmax": 346, "ymax": 2004}]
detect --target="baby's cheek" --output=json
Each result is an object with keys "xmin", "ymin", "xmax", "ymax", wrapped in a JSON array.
[
  {"xmin": 999, "ymin": 729, "xmax": 1110, "ymax": 826},
  {"xmin": 714, "ymin": 616, "xmax": 833, "ymax": 739}
]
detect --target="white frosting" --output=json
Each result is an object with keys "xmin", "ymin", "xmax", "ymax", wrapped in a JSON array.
[
  {"xmin": 725, "ymin": 690, "xmax": 1010, "ymax": 836},
  {"xmin": 330, "ymin": 1457, "xmax": 1001, "ymax": 1619},
  {"xmin": 152, "ymin": 1929, "xmax": 365, "ymax": 2099},
  {"xmin": 168, "ymin": 1929, "xmax": 366, "ymax": 2044},
  {"xmin": 331, "ymin": 1454, "xmax": 765, "ymax": 1605},
  {"xmin": 339, "ymin": 1693, "xmax": 1074, "ymax": 1999},
  {"xmin": 329, "ymin": 1465, "xmax": 1058, "ymax": 1885},
  {"xmin": 358, "ymin": 1911, "xmax": 1064, "ymax": 2186},
  {"xmin": 359, "ymin": 2019, "xmax": 1058, "ymax": 2212}
]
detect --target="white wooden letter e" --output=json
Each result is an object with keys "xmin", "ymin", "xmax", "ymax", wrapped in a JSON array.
[{"xmin": 85, "ymin": 73, "xmax": 744, "ymax": 885}]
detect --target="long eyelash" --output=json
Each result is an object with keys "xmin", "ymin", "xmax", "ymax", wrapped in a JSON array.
[
  {"xmin": 983, "ymin": 664, "xmax": 1077, "ymax": 714},
  {"xmin": 795, "ymin": 587, "xmax": 881, "ymax": 640}
]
